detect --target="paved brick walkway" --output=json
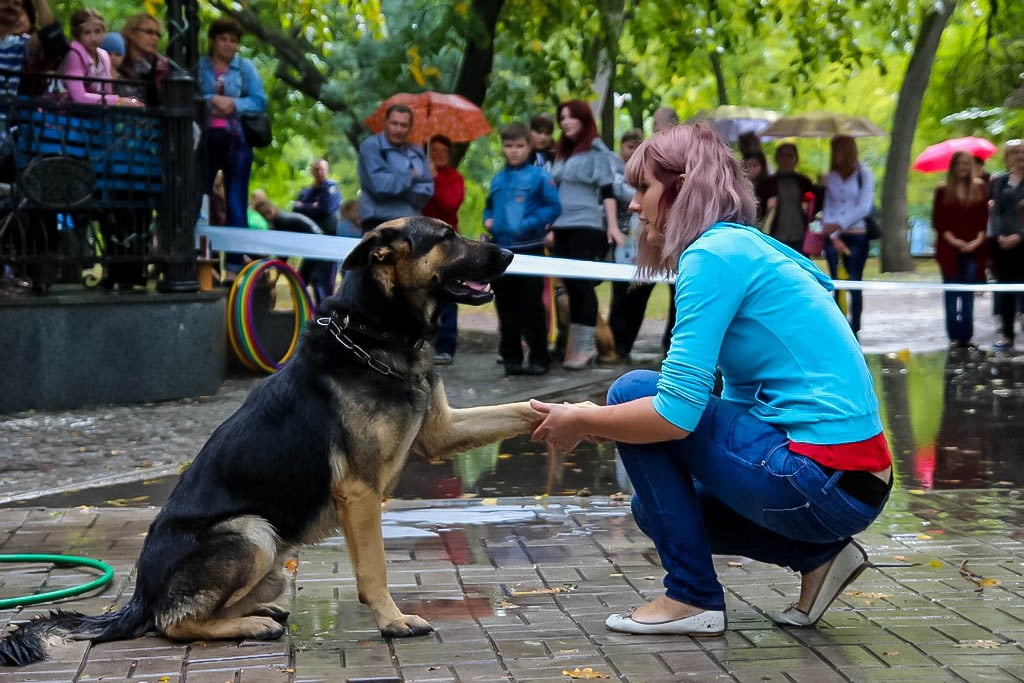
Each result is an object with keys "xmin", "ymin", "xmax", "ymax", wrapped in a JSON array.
[{"xmin": 1, "ymin": 488, "xmax": 1023, "ymax": 682}]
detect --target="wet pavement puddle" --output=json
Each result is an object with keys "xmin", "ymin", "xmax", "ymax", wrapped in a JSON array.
[{"xmin": 5, "ymin": 349, "xmax": 1023, "ymax": 509}]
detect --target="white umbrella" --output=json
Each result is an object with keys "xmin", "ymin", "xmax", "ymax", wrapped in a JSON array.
[
  {"xmin": 688, "ymin": 105, "xmax": 779, "ymax": 143},
  {"xmin": 759, "ymin": 110, "xmax": 887, "ymax": 139}
]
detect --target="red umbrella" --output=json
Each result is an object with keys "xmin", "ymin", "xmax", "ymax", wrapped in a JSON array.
[
  {"xmin": 363, "ymin": 91, "xmax": 491, "ymax": 145},
  {"xmin": 912, "ymin": 136, "xmax": 998, "ymax": 173}
]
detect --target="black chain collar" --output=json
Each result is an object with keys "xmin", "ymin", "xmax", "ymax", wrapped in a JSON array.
[{"xmin": 314, "ymin": 312, "xmax": 425, "ymax": 380}]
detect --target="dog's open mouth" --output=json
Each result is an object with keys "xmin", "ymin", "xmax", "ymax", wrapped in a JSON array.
[{"xmin": 443, "ymin": 279, "xmax": 494, "ymax": 305}]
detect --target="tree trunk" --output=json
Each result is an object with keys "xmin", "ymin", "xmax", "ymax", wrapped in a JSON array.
[
  {"xmin": 592, "ymin": 0, "xmax": 626, "ymax": 147},
  {"xmin": 448, "ymin": 0, "xmax": 505, "ymax": 167},
  {"xmin": 880, "ymin": 0, "xmax": 957, "ymax": 272},
  {"xmin": 709, "ymin": 51, "xmax": 729, "ymax": 106}
]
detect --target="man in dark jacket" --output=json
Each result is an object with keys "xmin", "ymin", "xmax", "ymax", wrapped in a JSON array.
[
  {"xmin": 294, "ymin": 159, "xmax": 341, "ymax": 235},
  {"xmin": 254, "ymin": 198, "xmax": 337, "ymax": 305}
]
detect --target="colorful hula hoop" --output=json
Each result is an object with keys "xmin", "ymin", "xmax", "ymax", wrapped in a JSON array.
[{"xmin": 227, "ymin": 259, "xmax": 314, "ymax": 373}]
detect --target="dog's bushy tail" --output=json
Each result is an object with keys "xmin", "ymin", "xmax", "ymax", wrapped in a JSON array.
[{"xmin": 0, "ymin": 597, "xmax": 149, "ymax": 667}]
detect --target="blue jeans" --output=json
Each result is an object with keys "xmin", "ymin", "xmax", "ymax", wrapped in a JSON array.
[
  {"xmin": 205, "ymin": 128, "xmax": 254, "ymax": 271},
  {"xmin": 943, "ymin": 255, "xmax": 977, "ymax": 345},
  {"xmin": 824, "ymin": 233, "xmax": 869, "ymax": 334},
  {"xmin": 299, "ymin": 259, "xmax": 337, "ymax": 306},
  {"xmin": 608, "ymin": 370, "xmax": 888, "ymax": 611}
]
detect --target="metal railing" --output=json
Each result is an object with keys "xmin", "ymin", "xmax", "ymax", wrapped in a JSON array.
[{"xmin": 0, "ymin": 69, "xmax": 201, "ymax": 294}]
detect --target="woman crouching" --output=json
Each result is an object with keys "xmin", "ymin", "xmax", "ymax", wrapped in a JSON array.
[{"xmin": 530, "ymin": 123, "xmax": 892, "ymax": 635}]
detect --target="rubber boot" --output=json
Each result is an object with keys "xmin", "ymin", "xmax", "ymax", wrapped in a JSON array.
[{"xmin": 563, "ymin": 323, "xmax": 597, "ymax": 370}]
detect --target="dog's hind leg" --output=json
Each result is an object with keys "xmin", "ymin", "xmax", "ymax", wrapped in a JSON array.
[
  {"xmin": 333, "ymin": 479, "xmax": 433, "ymax": 638},
  {"xmin": 216, "ymin": 565, "xmax": 289, "ymax": 624},
  {"xmin": 157, "ymin": 516, "xmax": 286, "ymax": 642}
]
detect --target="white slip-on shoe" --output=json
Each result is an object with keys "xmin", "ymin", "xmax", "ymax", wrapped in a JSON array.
[
  {"xmin": 605, "ymin": 608, "xmax": 726, "ymax": 636},
  {"xmin": 769, "ymin": 539, "xmax": 870, "ymax": 627}
]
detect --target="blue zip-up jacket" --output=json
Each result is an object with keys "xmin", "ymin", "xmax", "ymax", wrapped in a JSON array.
[
  {"xmin": 656, "ymin": 222, "xmax": 882, "ymax": 444},
  {"xmin": 357, "ymin": 132, "xmax": 434, "ymax": 224},
  {"xmin": 295, "ymin": 180, "xmax": 342, "ymax": 235},
  {"xmin": 197, "ymin": 55, "xmax": 266, "ymax": 143},
  {"xmin": 483, "ymin": 163, "xmax": 561, "ymax": 248}
]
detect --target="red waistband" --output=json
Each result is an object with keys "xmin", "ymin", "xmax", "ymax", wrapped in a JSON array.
[{"xmin": 788, "ymin": 432, "xmax": 892, "ymax": 471}]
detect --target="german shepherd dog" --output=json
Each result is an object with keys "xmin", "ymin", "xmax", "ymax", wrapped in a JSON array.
[{"xmin": 0, "ymin": 217, "xmax": 542, "ymax": 666}]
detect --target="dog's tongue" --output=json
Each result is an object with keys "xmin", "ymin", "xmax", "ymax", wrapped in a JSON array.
[{"xmin": 466, "ymin": 281, "xmax": 489, "ymax": 292}]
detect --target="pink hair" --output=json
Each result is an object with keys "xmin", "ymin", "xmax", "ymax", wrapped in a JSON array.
[{"xmin": 624, "ymin": 123, "xmax": 756, "ymax": 277}]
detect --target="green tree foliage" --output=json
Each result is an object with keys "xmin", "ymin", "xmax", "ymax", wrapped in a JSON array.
[{"xmin": 70, "ymin": 0, "xmax": 1024, "ymax": 252}]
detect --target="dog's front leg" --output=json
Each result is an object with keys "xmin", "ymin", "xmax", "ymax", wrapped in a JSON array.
[
  {"xmin": 332, "ymin": 479, "xmax": 433, "ymax": 638},
  {"xmin": 415, "ymin": 380, "xmax": 541, "ymax": 460}
]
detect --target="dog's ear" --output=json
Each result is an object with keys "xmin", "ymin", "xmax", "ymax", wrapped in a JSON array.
[{"xmin": 342, "ymin": 227, "xmax": 405, "ymax": 271}]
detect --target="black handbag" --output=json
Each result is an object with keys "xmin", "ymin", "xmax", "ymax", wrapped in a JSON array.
[
  {"xmin": 857, "ymin": 166, "xmax": 881, "ymax": 240},
  {"xmin": 240, "ymin": 112, "xmax": 272, "ymax": 148}
]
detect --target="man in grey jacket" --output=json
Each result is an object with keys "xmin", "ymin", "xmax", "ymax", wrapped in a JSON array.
[{"xmin": 357, "ymin": 104, "xmax": 434, "ymax": 231}]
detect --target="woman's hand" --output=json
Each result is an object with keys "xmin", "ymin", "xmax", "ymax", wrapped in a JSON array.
[
  {"xmin": 962, "ymin": 236, "xmax": 984, "ymax": 253},
  {"xmin": 998, "ymin": 233, "xmax": 1022, "ymax": 249},
  {"xmin": 117, "ymin": 96, "xmax": 143, "ymax": 108},
  {"xmin": 530, "ymin": 399, "xmax": 604, "ymax": 452},
  {"xmin": 608, "ymin": 226, "xmax": 627, "ymax": 247},
  {"xmin": 210, "ymin": 95, "xmax": 236, "ymax": 116},
  {"xmin": 830, "ymin": 233, "xmax": 850, "ymax": 255}
]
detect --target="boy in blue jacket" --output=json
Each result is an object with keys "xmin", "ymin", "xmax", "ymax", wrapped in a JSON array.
[{"xmin": 484, "ymin": 122, "xmax": 562, "ymax": 376}]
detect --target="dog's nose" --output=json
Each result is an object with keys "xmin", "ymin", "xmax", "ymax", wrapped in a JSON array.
[{"xmin": 496, "ymin": 247, "xmax": 513, "ymax": 269}]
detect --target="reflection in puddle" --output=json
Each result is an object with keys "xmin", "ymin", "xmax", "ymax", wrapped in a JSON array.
[
  {"xmin": 5, "ymin": 350, "xmax": 1022, "ymax": 510},
  {"xmin": 871, "ymin": 350, "xmax": 1024, "ymax": 490}
]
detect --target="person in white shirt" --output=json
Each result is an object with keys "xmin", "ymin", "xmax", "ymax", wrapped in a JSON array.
[{"xmin": 821, "ymin": 135, "xmax": 874, "ymax": 338}]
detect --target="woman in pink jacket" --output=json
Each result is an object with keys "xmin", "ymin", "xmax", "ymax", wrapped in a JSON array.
[{"xmin": 59, "ymin": 9, "xmax": 138, "ymax": 106}]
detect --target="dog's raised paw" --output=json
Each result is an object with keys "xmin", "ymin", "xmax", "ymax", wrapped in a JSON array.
[{"xmin": 379, "ymin": 614, "xmax": 433, "ymax": 638}]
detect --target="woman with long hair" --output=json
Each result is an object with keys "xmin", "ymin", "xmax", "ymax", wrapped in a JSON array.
[
  {"xmin": 988, "ymin": 139, "xmax": 1024, "ymax": 349},
  {"xmin": 116, "ymin": 13, "xmax": 168, "ymax": 105},
  {"xmin": 822, "ymin": 135, "xmax": 874, "ymax": 338},
  {"xmin": 531, "ymin": 124, "xmax": 891, "ymax": 636},
  {"xmin": 197, "ymin": 18, "xmax": 266, "ymax": 250},
  {"xmin": 548, "ymin": 100, "xmax": 625, "ymax": 369},
  {"xmin": 932, "ymin": 150, "xmax": 988, "ymax": 349}
]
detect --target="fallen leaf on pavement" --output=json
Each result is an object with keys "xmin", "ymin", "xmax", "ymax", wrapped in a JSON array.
[
  {"xmin": 104, "ymin": 495, "xmax": 150, "ymax": 507},
  {"xmin": 844, "ymin": 591, "xmax": 893, "ymax": 599},
  {"xmin": 562, "ymin": 667, "xmax": 608, "ymax": 679},
  {"xmin": 511, "ymin": 583, "xmax": 577, "ymax": 596},
  {"xmin": 953, "ymin": 640, "xmax": 1002, "ymax": 649},
  {"xmin": 959, "ymin": 560, "xmax": 1000, "ymax": 591}
]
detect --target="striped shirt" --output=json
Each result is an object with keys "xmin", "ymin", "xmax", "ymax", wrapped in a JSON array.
[{"xmin": 0, "ymin": 33, "xmax": 29, "ymax": 99}]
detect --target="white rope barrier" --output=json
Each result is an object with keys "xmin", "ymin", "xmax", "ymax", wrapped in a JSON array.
[{"xmin": 197, "ymin": 226, "xmax": 1024, "ymax": 293}]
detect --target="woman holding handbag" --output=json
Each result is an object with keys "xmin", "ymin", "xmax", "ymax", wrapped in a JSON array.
[
  {"xmin": 197, "ymin": 18, "xmax": 266, "ymax": 273},
  {"xmin": 822, "ymin": 135, "xmax": 874, "ymax": 339}
]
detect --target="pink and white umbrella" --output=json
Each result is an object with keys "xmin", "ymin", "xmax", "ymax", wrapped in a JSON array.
[{"xmin": 912, "ymin": 136, "xmax": 998, "ymax": 173}]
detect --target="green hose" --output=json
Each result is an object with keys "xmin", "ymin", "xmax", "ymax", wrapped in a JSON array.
[{"xmin": 0, "ymin": 554, "xmax": 114, "ymax": 608}]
